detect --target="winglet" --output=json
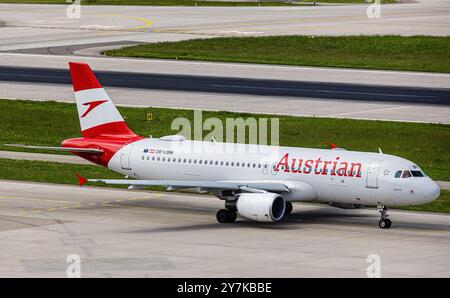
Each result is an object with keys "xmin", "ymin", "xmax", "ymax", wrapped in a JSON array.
[
  {"xmin": 330, "ymin": 143, "xmax": 337, "ymax": 149},
  {"xmin": 76, "ymin": 174, "xmax": 88, "ymax": 187}
]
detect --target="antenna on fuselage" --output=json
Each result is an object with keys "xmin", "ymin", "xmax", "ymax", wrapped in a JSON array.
[{"xmin": 378, "ymin": 148, "xmax": 383, "ymax": 154}]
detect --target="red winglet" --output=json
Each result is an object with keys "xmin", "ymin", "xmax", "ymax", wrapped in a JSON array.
[
  {"xmin": 76, "ymin": 173, "xmax": 88, "ymax": 187},
  {"xmin": 330, "ymin": 143, "xmax": 338, "ymax": 149}
]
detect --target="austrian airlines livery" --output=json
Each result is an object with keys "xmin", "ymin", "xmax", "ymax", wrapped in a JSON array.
[{"xmin": 11, "ymin": 62, "xmax": 440, "ymax": 229}]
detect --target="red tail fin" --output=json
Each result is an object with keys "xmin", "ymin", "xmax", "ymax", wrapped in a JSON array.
[{"xmin": 69, "ymin": 62, "xmax": 138, "ymax": 138}]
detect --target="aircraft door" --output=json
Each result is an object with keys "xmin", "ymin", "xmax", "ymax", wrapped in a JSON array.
[
  {"xmin": 366, "ymin": 161, "xmax": 382, "ymax": 189},
  {"xmin": 120, "ymin": 143, "xmax": 133, "ymax": 170}
]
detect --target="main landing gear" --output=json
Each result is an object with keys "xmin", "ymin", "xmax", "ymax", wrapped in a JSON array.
[
  {"xmin": 284, "ymin": 202, "xmax": 293, "ymax": 217},
  {"xmin": 378, "ymin": 205, "xmax": 392, "ymax": 229},
  {"xmin": 216, "ymin": 209, "xmax": 237, "ymax": 223}
]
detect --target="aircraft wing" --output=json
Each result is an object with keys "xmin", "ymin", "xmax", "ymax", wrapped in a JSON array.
[{"xmin": 78, "ymin": 176, "xmax": 290, "ymax": 193}]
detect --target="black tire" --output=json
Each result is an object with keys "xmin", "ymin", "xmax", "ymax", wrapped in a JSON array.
[
  {"xmin": 378, "ymin": 219, "xmax": 391, "ymax": 229},
  {"xmin": 216, "ymin": 209, "xmax": 229, "ymax": 223},
  {"xmin": 285, "ymin": 202, "xmax": 293, "ymax": 216},
  {"xmin": 385, "ymin": 218, "xmax": 392, "ymax": 228},
  {"xmin": 216, "ymin": 209, "xmax": 236, "ymax": 223},
  {"xmin": 228, "ymin": 211, "xmax": 237, "ymax": 223}
]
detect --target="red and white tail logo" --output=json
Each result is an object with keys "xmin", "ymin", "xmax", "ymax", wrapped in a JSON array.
[{"xmin": 69, "ymin": 62, "xmax": 136, "ymax": 138}]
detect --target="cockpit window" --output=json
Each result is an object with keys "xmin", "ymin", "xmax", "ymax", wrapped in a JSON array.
[
  {"xmin": 411, "ymin": 170, "xmax": 424, "ymax": 177},
  {"xmin": 402, "ymin": 170, "xmax": 412, "ymax": 178},
  {"xmin": 394, "ymin": 170, "xmax": 402, "ymax": 178}
]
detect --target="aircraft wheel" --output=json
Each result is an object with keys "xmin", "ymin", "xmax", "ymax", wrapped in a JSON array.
[
  {"xmin": 378, "ymin": 219, "xmax": 392, "ymax": 229},
  {"xmin": 228, "ymin": 211, "xmax": 237, "ymax": 222},
  {"xmin": 216, "ymin": 209, "xmax": 236, "ymax": 223},
  {"xmin": 285, "ymin": 202, "xmax": 293, "ymax": 216}
]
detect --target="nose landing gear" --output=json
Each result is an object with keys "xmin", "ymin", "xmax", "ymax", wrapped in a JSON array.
[{"xmin": 378, "ymin": 205, "xmax": 392, "ymax": 229}]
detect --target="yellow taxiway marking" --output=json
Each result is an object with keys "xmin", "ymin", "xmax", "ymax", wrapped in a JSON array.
[
  {"xmin": 13, "ymin": 197, "xmax": 153, "ymax": 215},
  {"xmin": 152, "ymin": 12, "xmax": 439, "ymax": 35},
  {"xmin": 0, "ymin": 195, "xmax": 80, "ymax": 205},
  {"xmin": 94, "ymin": 13, "xmax": 153, "ymax": 31},
  {"xmin": 102, "ymin": 203, "xmax": 210, "ymax": 216}
]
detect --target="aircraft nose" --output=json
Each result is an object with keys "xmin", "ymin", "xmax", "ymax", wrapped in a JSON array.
[{"xmin": 424, "ymin": 180, "xmax": 440, "ymax": 203}]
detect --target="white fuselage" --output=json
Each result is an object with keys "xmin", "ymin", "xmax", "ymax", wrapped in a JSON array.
[{"xmin": 107, "ymin": 138, "xmax": 440, "ymax": 207}]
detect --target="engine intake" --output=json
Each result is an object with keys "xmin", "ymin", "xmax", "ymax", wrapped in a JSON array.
[{"xmin": 235, "ymin": 193, "xmax": 286, "ymax": 222}]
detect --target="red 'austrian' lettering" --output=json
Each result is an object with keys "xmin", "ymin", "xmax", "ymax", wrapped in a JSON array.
[{"xmin": 275, "ymin": 153, "xmax": 362, "ymax": 178}]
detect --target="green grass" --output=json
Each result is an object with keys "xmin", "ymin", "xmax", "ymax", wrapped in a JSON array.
[
  {"xmin": 0, "ymin": 0, "xmax": 397, "ymax": 5},
  {"xmin": 396, "ymin": 190, "xmax": 450, "ymax": 213},
  {"xmin": 105, "ymin": 36, "xmax": 450, "ymax": 73},
  {"xmin": 1, "ymin": 157, "xmax": 448, "ymax": 213},
  {"xmin": 1, "ymin": 99, "xmax": 449, "ymax": 181},
  {"xmin": 0, "ymin": 0, "xmax": 299, "ymax": 6},
  {"xmin": 0, "ymin": 157, "xmax": 165, "ymax": 191},
  {"xmin": 0, "ymin": 158, "xmax": 122, "ymax": 185}
]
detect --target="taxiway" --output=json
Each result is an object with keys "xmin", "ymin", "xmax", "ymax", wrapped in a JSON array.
[{"xmin": 0, "ymin": 180, "xmax": 449, "ymax": 277}]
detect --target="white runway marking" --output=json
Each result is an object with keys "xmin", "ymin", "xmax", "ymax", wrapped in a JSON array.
[{"xmin": 329, "ymin": 105, "xmax": 415, "ymax": 117}]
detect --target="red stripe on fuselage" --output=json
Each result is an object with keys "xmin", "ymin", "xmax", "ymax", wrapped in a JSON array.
[{"xmin": 62, "ymin": 135, "xmax": 143, "ymax": 167}]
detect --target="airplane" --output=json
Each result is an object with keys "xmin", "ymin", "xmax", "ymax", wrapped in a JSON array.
[{"xmin": 9, "ymin": 62, "xmax": 440, "ymax": 229}]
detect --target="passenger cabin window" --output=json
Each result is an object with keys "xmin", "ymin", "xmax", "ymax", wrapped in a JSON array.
[{"xmin": 402, "ymin": 170, "xmax": 412, "ymax": 178}]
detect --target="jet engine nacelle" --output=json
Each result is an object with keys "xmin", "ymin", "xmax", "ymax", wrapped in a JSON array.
[{"xmin": 236, "ymin": 193, "xmax": 286, "ymax": 222}]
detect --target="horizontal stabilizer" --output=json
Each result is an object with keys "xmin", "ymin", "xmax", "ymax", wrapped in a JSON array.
[{"xmin": 5, "ymin": 144, "xmax": 103, "ymax": 154}]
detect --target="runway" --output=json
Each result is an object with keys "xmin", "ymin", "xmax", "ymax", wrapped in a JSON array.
[
  {"xmin": 1, "ymin": 53, "xmax": 450, "ymax": 123},
  {"xmin": 0, "ymin": 180, "xmax": 448, "ymax": 277},
  {"xmin": 2, "ymin": 65, "xmax": 449, "ymax": 105}
]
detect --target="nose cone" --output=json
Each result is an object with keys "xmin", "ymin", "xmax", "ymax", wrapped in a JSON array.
[
  {"xmin": 420, "ymin": 179, "xmax": 440, "ymax": 204},
  {"xmin": 428, "ymin": 181, "xmax": 441, "ymax": 201}
]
